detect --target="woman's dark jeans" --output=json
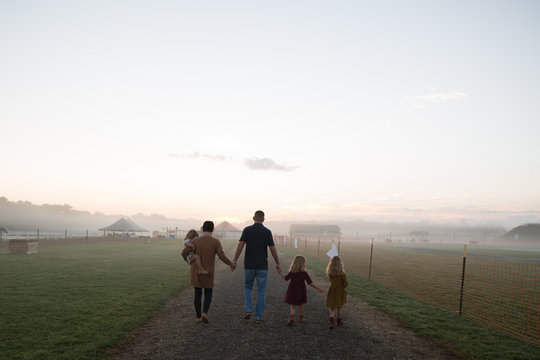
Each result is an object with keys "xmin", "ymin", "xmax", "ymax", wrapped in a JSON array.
[{"xmin": 194, "ymin": 287, "xmax": 213, "ymax": 318}]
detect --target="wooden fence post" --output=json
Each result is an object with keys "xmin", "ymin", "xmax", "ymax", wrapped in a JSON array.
[
  {"xmin": 459, "ymin": 244, "xmax": 467, "ymax": 316},
  {"xmin": 368, "ymin": 237, "xmax": 374, "ymax": 280}
]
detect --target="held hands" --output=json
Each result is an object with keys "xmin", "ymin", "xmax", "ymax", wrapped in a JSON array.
[{"xmin": 230, "ymin": 263, "xmax": 237, "ymax": 272}]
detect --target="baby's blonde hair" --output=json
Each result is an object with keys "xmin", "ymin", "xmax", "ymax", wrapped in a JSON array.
[
  {"xmin": 326, "ymin": 256, "xmax": 345, "ymax": 277},
  {"xmin": 288, "ymin": 255, "xmax": 306, "ymax": 273},
  {"xmin": 184, "ymin": 229, "xmax": 199, "ymax": 241}
]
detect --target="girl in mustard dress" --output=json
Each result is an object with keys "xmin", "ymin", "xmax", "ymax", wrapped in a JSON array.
[{"xmin": 326, "ymin": 256, "xmax": 348, "ymax": 328}]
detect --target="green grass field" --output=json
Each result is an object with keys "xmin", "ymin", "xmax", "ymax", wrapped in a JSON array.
[
  {"xmin": 279, "ymin": 244, "xmax": 540, "ymax": 360},
  {"xmin": 0, "ymin": 239, "xmax": 201, "ymax": 360},
  {"xmin": 1, "ymin": 238, "xmax": 538, "ymax": 360}
]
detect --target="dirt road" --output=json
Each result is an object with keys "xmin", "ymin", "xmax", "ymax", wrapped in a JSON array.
[{"xmin": 111, "ymin": 249, "xmax": 458, "ymax": 360}]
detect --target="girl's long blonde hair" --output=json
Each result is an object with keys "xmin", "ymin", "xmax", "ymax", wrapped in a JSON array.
[
  {"xmin": 326, "ymin": 256, "xmax": 345, "ymax": 277},
  {"xmin": 184, "ymin": 229, "xmax": 199, "ymax": 241},
  {"xmin": 288, "ymin": 255, "xmax": 306, "ymax": 273}
]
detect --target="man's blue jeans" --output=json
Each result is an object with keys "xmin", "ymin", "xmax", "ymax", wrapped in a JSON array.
[{"xmin": 244, "ymin": 269, "xmax": 268, "ymax": 320}]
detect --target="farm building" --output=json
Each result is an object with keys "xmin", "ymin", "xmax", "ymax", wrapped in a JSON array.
[
  {"xmin": 289, "ymin": 224, "xmax": 341, "ymax": 240},
  {"xmin": 214, "ymin": 221, "xmax": 242, "ymax": 240}
]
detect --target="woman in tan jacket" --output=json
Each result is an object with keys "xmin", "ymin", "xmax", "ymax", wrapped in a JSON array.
[{"xmin": 181, "ymin": 221, "xmax": 236, "ymax": 323}]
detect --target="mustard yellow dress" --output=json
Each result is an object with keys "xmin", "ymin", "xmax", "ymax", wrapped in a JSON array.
[{"xmin": 326, "ymin": 273, "xmax": 348, "ymax": 308}]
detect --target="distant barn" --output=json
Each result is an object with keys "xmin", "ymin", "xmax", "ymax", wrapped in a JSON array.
[{"xmin": 289, "ymin": 224, "xmax": 341, "ymax": 239}]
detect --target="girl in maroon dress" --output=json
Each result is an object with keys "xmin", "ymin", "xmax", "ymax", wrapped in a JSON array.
[{"xmin": 279, "ymin": 255, "xmax": 324, "ymax": 325}]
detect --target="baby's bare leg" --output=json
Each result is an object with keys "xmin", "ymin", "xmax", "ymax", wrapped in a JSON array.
[{"xmin": 190, "ymin": 254, "xmax": 208, "ymax": 274}]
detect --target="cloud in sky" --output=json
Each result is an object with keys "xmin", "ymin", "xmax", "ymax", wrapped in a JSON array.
[
  {"xmin": 409, "ymin": 92, "xmax": 467, "ymax": 109},
  {"xmin": 245, "ymin": 157, "xmax": 297, "ymax": 172},
  {"xmin": 169, "ymin": 152, "xmax": 232, "ymax": 162},
  {"xmin": 169, "ymin": 153, "xmax": 297, "ymax": 172}
]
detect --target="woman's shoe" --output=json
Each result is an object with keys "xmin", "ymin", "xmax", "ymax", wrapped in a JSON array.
[
  {"xmin": 195, "ymin": 318, "xmax": 203, "ymax": 323},
  {"xmin": 201, "ymin": 313, "xmax": 209, "ymax": 323}
]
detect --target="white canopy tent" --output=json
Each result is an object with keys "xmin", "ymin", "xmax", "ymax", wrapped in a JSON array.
[{"xmin": 99, "ymin": 218, "xmax": 149, "ymax": 237}]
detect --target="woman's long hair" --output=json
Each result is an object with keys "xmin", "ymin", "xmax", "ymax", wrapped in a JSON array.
[
  {"xmin": 288, "ymin": 255, "xmax": 306, "ymax": 273},
  {"xmin": 326, "ymin": 256, "xmax": 345, "ymax": 277}
]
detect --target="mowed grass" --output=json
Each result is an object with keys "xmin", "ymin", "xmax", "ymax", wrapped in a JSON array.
[
  {"xmin": 279, "ymin": 245, "xmax": 540, "ymax": 360},
  {"xmin": 0, "ymin": 239, "xmax": 199, "ymax": 360}
]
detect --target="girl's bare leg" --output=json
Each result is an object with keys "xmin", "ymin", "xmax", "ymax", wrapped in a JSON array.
[
  {"xmin": 298, "ymin": 304, "xmax": 305, "ymax": 322},
  {"xmin": 337, "ymin": 307, "xmax": 343, "ymax": 326},
  {"xmin": 329, "ymin": 308, "xmax": 336, "ymax": 328},
  {"xmin": 288, "ymin": 305, "xmax": 296, "ymax": 325}
]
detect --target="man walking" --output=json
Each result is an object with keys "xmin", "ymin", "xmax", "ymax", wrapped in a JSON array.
[{"xmin": 233, "ymin": 210, "xmax": 281, "ymax": 322}]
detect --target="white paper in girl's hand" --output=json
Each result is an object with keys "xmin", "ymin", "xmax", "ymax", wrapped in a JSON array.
[{"xmin": 326, "ymin": 243, "xmax": 338, "ymax": 258}]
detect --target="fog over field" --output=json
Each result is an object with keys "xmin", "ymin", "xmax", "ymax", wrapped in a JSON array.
[{"xmin": 3, "ymin": 197, "xmax": 534, "ymax": 244}]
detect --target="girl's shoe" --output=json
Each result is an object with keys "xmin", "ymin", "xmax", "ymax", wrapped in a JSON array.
[
  {"xmin": 337, "ymin": 318, "xmax": 343, "ymax": 326},
  {"xmin": 329, "ymin": 317, "xmax": 335, "ymax": 329},
  {"xmin": 298, "ymin": 314, "xmax": 305, "ymax": 323},
  {"xmin": 287, "ymin": 315, "xmax": 295, "ymax": 326}
]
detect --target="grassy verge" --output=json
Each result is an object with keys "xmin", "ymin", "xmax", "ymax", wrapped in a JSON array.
[
  {"xmin": 0, "ymin": 238, "xmax": 235, "ymax": 360},
  {"xmin": 278, "ymin": 246, "xmax": 540, "ymax": 360}
]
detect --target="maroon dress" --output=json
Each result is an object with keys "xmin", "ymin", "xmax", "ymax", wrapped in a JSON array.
[{"xmin": 284, "ymin": 271, "xmax": 313, "ymax": 305}]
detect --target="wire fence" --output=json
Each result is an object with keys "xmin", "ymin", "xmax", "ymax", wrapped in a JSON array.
[{"xmin": 275, "ymin": 236, "xmax": 539, "ymax": 347}]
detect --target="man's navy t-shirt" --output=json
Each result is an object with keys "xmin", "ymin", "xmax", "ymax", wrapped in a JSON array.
[{"xmin": 240, "ymin": 223, "xmax": 275, "ymax": 270}]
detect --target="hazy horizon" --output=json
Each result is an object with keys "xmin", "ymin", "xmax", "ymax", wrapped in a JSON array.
[
  {"xmin": 0, "ymin": 196, "xmax": 533, "ymax": 233},
  {"xmin": 1, "ymin": 1, "xmax": 539, "ymax": 228}
]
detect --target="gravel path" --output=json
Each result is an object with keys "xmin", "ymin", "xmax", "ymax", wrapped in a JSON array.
[{"xmin": 111, "ymin": 249, "xmax": 458, "ymax": 360}]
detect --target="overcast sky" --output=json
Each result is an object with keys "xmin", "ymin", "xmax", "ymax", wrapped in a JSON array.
[{"xmin": 1, "ymin": 0, "xmax": 539, "ymax": 227}]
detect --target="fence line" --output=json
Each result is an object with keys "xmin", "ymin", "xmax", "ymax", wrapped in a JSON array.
[
  {"xmin": 1, "ymin": 231, "xmax": 102, "ymax": 241},
  {"xmin": 275, "ymin": 235, "xmax": 539, "ymax": 347}
]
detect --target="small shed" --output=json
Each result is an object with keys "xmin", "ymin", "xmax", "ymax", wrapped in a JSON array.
[{"xmin": 289, "ymin": 224, "xmax": 341, "ymax": 240}]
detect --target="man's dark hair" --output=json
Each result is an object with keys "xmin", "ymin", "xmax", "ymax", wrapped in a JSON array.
[
  {"xmin": 202, "ymin": 221, "xmax": 214, "ymax": 232},
  {"xmin": 254, "ymin": 210, "xmax": 265, "ymax": 222}
]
